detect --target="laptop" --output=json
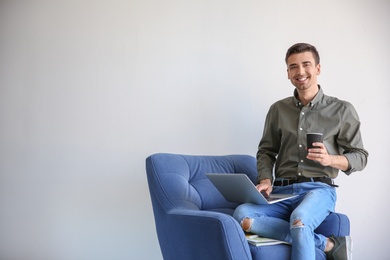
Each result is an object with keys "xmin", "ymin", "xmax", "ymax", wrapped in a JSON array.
[{"xmin": 206, "ymin": 173, "xmax": 298, "ymax": 205}]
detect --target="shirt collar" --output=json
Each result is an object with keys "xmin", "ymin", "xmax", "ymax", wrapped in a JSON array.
[{"xmin": 293, "ymin": 85, "xmax": 323, "ymax": 108}]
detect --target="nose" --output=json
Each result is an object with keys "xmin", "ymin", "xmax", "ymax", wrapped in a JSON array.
[{"xmin": 298, "ymin": 65, "xmax": 305, "ymax": 75}]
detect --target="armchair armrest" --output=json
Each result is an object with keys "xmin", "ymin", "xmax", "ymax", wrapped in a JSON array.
[
  {"xmin": 315, "ymin": 212, "xmax": 350, "ymax": 237},
  {"xmin": 158, "ymin": 209, "xmax": 251, "ymax": 260}
]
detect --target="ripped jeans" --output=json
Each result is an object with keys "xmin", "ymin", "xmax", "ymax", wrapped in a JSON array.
[{"xmin": 233, "ymin": 182, "xmax": 336, "ymax": 260}]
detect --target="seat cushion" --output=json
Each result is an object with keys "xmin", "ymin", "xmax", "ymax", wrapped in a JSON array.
[{"xmin": 250, "ymin": 243, "xmax": 326, "ymax": 260}]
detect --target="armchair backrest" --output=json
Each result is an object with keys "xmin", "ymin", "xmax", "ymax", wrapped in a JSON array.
[{"xmin": 145, "ymin": 153, "xmax": 257, "ymax": 213}]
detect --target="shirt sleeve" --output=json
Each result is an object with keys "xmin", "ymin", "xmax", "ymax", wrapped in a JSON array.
[
  {"xmin": 256, "ymin": 104, "xmax": 280, "ymax": 183},
  {"xmin": 337, "ymin": 102, "xmax": 369, "ymax": 175}
]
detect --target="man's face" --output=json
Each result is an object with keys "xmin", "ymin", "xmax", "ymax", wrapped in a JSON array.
[{"xmin": 287, "ymin": 51, "xmax": 321, "ymax": 91}]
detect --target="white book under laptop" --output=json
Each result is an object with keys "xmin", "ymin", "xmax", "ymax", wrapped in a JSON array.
[{"xmin": 206, "ymin": 173, "xmax": 298, "ymax": 205}]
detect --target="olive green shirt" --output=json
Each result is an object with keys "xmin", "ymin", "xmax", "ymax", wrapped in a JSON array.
[{"xmin": 257, "ymin": 86, "xmax": 369, "ymax": 183}]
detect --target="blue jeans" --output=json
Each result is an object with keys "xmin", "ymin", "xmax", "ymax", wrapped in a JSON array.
[{"xmin": 233, "ymin": 182, "xmax": 336, "ymax": 260}]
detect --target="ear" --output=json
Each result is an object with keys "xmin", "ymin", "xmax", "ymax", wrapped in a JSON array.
[
  {"xmin": 316, "ymin": 64, "xmax": 321, "ymax": 75},
  {"xmin": 287, "ymin": 68, "xmax": 291, "ymax": 79}
]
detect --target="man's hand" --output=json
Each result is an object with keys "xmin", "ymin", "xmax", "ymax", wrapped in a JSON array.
[
  {"xmin": 307, "ymin": 142, "xmax": 349, "ymax": 171},
  {"xmin": 256, "ymin": 179, "xmax": 272, "ymax": 196}
]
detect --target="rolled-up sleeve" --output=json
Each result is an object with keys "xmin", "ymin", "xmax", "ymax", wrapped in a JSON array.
[{"xmin": 338, "ymin": 102, "xmax": 369, "ymax": 175}]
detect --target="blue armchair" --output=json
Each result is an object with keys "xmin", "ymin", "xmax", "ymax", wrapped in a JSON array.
[{"xmin": 145, "ymin": 153, "xmax": 350, "ymax": 260}]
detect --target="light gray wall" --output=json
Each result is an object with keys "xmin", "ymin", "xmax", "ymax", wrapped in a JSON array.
[{"xmin": 0, "ymin": 1, "xmax": 389, "ymax": 259}]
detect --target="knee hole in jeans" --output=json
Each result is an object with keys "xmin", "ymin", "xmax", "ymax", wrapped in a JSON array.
[{"xmin": 292, "ymin": 219, "xmax": 305, "ymax": 228}]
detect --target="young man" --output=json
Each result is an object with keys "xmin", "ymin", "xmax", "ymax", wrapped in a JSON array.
[{"xmin": 233, "ymin": 43, "xmax": 368, "ymax": 260}]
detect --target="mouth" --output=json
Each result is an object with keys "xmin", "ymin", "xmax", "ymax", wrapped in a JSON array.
[{"xmin": 295, "ymin": 76, "xmax": 308, "ymax": 83}]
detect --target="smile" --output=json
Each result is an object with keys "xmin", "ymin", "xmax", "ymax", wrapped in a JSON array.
[{"xmin": 296, "ymin": 77, "xmax": 308, "ymax": 82}]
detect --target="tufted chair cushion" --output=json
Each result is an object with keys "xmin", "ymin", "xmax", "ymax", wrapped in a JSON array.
[{"xmin": 146, "ymin": 153, "xmax": 257, "ymax": 213}]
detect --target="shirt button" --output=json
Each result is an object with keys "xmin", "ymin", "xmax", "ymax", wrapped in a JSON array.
[
  {"xmin": 299, "ymin": 144, "xmax": 302, "ymax": 148},
  {"xmin": 298, "ymin": 172, "xmax": 302, "ymax": 176},
  {"xmin": 300, "ymin": 128, "xmax": 303, "ymax": 131},
  {"xmin": 301, "ymin": 112, "xmax": 305, "ymax": 115},
  {"xmin": 300, "ymin": 160, "xmax": 304, "ymax": 163}
]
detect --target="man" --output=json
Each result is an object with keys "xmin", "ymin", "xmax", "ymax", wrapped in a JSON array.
[{"xmin": 233, "ymin": 43, "xmax": 368, "ymax": 260}]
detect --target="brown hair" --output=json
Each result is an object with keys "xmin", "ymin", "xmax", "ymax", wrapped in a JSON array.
[{"xmin": 285, "ymin": 43, "xmax": 320, "ymax": 65}]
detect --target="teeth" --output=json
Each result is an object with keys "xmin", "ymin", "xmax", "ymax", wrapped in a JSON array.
[{"xmin": 297, "ymin": 77, "xmax": 307, "ymax": 82}]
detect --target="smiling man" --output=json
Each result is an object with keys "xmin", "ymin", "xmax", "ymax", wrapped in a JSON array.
[
  {"xmin": 287, "ymin": 50, "xmax": 321, "ymax": 100},
  {"xmin": 233, "ymin": 43, "xmax": 369, "ymax": 260}
]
